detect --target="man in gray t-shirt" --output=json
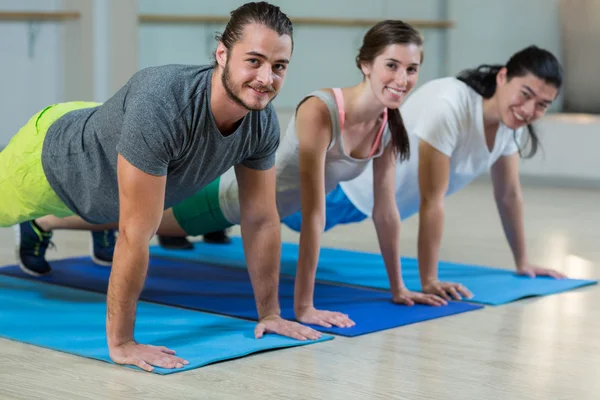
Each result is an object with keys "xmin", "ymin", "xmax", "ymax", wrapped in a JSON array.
[
  {"xmin": 41, "ymin": 64, "xmax": 279, "ymax": 225},
  {"xmin": 2, "ymin": 2, "xmax": 321, "ymax": 373}
]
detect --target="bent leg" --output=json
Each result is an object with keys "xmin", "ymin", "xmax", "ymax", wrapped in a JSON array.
[
  {"xmin": 156, "ymin": 208, "xmax": 188, "ymax": 236},
  {"xmin": 156, "ymin": 209, "xmax": 193, "ymax": 249},
  {"xmin": 0, "ymin": 106, "xmax": 74, "ymax": 227},
  {"xmin": 155, "ymin": 178, "xmax": 233, "ymax": 250},
  {"xmin": 1, "ymin": 102, "xmax": 106, "ymax": 273},
  {"xmin": 35, "ymin": 215, "xmax": 119, "ymax": 232},
  {"xmin": 165, "ymin": 177, "xmax": 234, "ymax": 236}
]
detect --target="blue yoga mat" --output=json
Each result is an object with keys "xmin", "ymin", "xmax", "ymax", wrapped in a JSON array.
[
  {"xmin": 149, "ymin": 237, "xmax": 597, "ymax": 306},
  {"xmin": 0, "ymin": 274, "xmax": 332, "ymax": 374},
  {"xmin": 0, "ymin": 257, "xmax": 482, "ymax": 337}
]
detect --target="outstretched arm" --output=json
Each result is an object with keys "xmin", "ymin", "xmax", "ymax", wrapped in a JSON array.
[
  {"xmin": 235, "ymin": 163, "xmax": 321, "ymax": 341},
  {"xmin": 417, "ymin": 140, "xmax": 473, "ymax": 301},
  {"xmin": 293, "ymin": 96, "xmax": 354, "ymax": 328},
  {"xmin": 372, "ymin": 144, "xmax": 446, "ymax": 306},
  {"xmin": 107, "ymin": 154, "xmax": 188, "ymax": 372},
  {"xmin": 490, "ymin": 153, "xmax": 566, "ymax": 279}
]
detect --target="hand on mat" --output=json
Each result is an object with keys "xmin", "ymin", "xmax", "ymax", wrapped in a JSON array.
[
  {"xmin": 109, "ymin": 340, "xmax": 189, "ymax": 373},
  {"xmin": 517, "ymin": 264, "xmax": 567, "ymax": 279},
  {"xmin": 295, "ymin": 306, "xmax": 356, "ymax": 328},
  {"xmin": 255, "ymin": 315, "xmax": 322, "ymax": 341},
  {"xmin": 392, "ymin": 288, "xmax": 448, "ymax": 306},
  {"xmin": 422, "ymin": 280, "xmax": 473, "ymax": 301}
]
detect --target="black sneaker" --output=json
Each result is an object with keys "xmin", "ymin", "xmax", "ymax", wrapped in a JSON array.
[
  {"xmin": 157, "ymin": 235, "xmax": 194, "ymax": 250},
  {"xmin": 16, "ymin": 220, "xmax": 54, "ymax": 276},
  {"xmin": 203, "ymin": 230, "xmax": 231, "ymax": 244},
  {"xmin": 91, "ymin": 230, "xmax": 116, "ymax": 266}
]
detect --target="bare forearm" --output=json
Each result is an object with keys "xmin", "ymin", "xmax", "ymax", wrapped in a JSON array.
[
  {"xmin": 106, "ymin": 233, "xmax": 149, "ymax": 347},
  {"xmin": 294, "ymin": 216, "xmax": 324, "ymax": 311},
  {"xmin": 373, "ymin": 211, "xmax": 404, "ymax": 294},
  {"xmin": 241, "ymin": 216, "xmax": 282, "ymax": 319},
  {"xmin": 418, "ymin": 201, "xmax": 444, "ymax": 285},
  {"xmin": 495, "ymin": 194, "xmax": 527, "ymax": 267}
]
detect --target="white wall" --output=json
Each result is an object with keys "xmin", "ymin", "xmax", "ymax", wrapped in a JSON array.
[
  {"xmin": 0, "ymin": 0, "xmax": 64, "ymax": 146},
  {"xmin": 447, "ymin": 0, "xmax": 563, "ymax": 112},
  {"xmin": 138, "ymin": 0, "xmax": 448, "ymax": 110},
  {"xmin": 138, "ymin": 0, "xmax": 564, "ymax": 111},
  {"xmin": 559, "ymin": 0, "xmax": 600, "ymax": 113},
  {"xmin": 1, "ymin": 1, "xmax": 597, "ymax": 186},
  {"xmin": 518, "ymin": 115, "xmax": 600, "ymax": 185},
  {"xmin": 0, "ymin": 0, "xmax": 137, "ymax": 147}
]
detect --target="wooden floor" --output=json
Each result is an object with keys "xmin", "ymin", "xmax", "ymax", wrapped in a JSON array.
[{"xmin": 0, "ymin": 180, "xmax": 598, "ymax": 400}]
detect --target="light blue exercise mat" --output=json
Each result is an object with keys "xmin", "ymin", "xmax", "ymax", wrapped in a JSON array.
[
  {"xmin": 0, "ymin": 257, "xmax": 483, "ymax": 337},
  {"xmin": 0, "ymin": 275, "xmax": 333, "ymax": 375},
  {"xmin": 149, "ymin": 236, "xmax": 597, "ymax": 306}
]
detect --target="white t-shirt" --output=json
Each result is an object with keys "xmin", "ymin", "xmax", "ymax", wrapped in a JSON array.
[{"xmin": 340, "ymin": 77, "xmax": 523, "ymax": 218}]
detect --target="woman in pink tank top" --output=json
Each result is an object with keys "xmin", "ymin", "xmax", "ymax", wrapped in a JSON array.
[{"xmin": 290, "ymin": 21, "xmax": 448, "ymax": 329}]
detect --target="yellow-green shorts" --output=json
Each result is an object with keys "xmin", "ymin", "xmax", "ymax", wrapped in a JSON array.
[{"xmin": 0, "ymin": 102, "xmax": 100, "ymax": 227}]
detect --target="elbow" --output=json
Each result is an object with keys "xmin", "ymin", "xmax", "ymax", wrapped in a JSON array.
[
  {"xmin": 497, "ymin": 190, "xmax": 523, "ymax": 208},
  {"xmin": 419, "ymin": 195, "xmax": 444, "ymax": 214},
  {"xmin": 242, "ymin": 207, "xmax": 281, "ymax": 231},
  {"xmin": 372, "ymin": 206, "xmax": 399, "ymax": 227},
  {"xmin": 301, "ymin": 211, "xmax": 325, "ymax": 233},
  {"xmin": 119, "ymin": 221, "xmax": 156, "ymax": 245}
]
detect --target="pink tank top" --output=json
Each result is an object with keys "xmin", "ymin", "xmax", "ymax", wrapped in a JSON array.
[{"xmin": 332, "ymin": 87, "xmax": 388, "ymax": 158}]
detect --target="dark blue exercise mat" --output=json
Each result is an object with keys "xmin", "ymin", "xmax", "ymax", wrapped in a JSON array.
[
  {"xmin": 0, "ymin": 274, "xmax": 332, "ymax": 375},
  {"xmin": 0, "ymin": 257, "xmax": 483, "ymax": 337},
  {"xmin": 148, "ymin": 236, "xmax": 598, "ymax": 306}
]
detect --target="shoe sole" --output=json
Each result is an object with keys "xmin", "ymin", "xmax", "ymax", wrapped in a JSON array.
[
  {"xmin": 13, "ymin": 224, "xmax": 52, "ymax": 277},
  {"xmin": 14, "ymin": 247, "xmax": 51, "ymax": 277},
  {"xmin": 89, "ymin": 236, "xmax": 113, "ymax": 267},
  {"xmin": 160, "ymin": 243, "xmax": 195, "ymax": 250},
  {"xmin": 203, "ymin": 239, "xmax": 231, "ymax": 245}
]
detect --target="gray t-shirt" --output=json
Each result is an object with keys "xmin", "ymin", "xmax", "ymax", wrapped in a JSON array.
[{"xmin": 41, "ymin": 64, "xmax": 280, "ymax": 224}]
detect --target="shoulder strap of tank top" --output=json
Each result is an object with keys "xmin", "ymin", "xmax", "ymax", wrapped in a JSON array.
[
  {"xmin": 330, "ymin": 88, "xmax": 388, "ymax": 159},
  {"xmin": 368, "ymin": 108, "xmax": 388, "ymax": 158},
  {"xmin": 331, "ymin": 88, "xmax": 345, "ymax": 132}
]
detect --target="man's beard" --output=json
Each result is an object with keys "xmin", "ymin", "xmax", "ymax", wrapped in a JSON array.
[{"xmin": 221, "ymin": 61, "xmax": 276, "ymax": 111}]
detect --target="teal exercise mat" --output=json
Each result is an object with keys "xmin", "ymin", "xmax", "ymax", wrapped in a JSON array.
[
  {"xmin": 0, "ymin": 257, "xmax": 482, "ymax": 337},
  {"xmin": 149, "ymin": 236, "xmax": 597, "ymax": 305},
  {"xmin": 0, "ymin": 274, "xmax": 332, "ymax": 375}
]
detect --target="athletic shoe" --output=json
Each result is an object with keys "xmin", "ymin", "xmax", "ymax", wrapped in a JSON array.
[
  {"xmin": 157, "ymin": 235, "xmax": 194, "ymax": 250},
  {"xmin": 16, "ymin": 220, "xmax": 54, "ymax": 276},
  {"xmin": 91, "ymin": 230, "xmax": 116, "ymax": 266}
]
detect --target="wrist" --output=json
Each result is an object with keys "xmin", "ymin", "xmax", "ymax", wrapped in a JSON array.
[
  {"xmin": 107, "ymin": 335, "xmax": 134, "ymax": 349},
  {"xmin": 293, "ymin": 301, "xmax": 314, "ymax": 314},
  {"xmin": 258, "ymin": 312, "xmax": 281, "ymax": 323},
  {"xmin": 420, "ymin": 275, "xmax": 439, "ymax": 287},
  {"xmin": 257, "ymin": 307, "xmax": 281, "ymax": 321},
  {"xmin": 391, "ymin": 283, "xmax": 408, "ymax": 297},
  {"xmin": 106, "ymin": 310, "xmax": 135, "ymax": 349},
  {"xmin": 515, "ymin": 257, "xmax": 528, "ymax": 270},
  {"xmin": 392, "ymin": 289, "xmax": 410, "ymax": 302}
]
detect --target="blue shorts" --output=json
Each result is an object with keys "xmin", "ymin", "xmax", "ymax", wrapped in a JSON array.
[{"xmin": 281, "ymin": 184, "xmax": 368, "ymax": 232}]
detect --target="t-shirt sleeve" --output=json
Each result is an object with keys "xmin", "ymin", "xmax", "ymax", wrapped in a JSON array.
[
  {"xmin": 501, "ymin": 127, "xmax": 523, "ymax": 156},
  {"xmin": 241, "ymin": 108, "xmax": 280, "ymax": 170},
  {"xmin": 116, "ymin": 93, "xmax": 184, "ymax": 176},
  {"xmin": 409, "ymin": 97, "xmax": 461, "ymax": 157}
]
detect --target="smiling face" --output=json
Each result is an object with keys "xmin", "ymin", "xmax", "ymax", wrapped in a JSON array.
[
  {"xmin": 216, "ymin": 23, "xmax": 293, "ymax": 111},
  {"xmin": 360, "ymin": 43, "xmax": 422, "ymax": 109},
  {"xmin": 495, "ymin": 69, "xmax": 558, "ymax": 129}
]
